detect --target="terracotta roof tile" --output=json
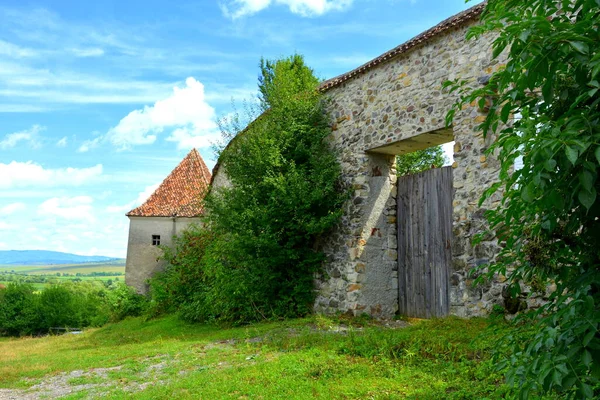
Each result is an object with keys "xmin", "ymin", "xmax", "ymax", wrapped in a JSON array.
[
  {"xmin": 127, "ymin": 148, "xmax": 211, "ymax": 218},
  {"xmin": 319, "ymin": 2, "xmax": 485, "ymax": 91}
]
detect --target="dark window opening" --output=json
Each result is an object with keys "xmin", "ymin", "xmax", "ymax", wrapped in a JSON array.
[{"xmin": 152, "ymin": 235, "xmax": 160, "ymax": 246}]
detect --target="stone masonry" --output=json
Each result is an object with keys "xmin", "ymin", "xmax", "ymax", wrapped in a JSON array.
[{"xmin": 313, "ymin": 4, "xmax": 508, "ymax": 318}]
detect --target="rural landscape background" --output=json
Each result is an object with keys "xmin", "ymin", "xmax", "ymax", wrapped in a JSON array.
[{"xmin": 2, "ymin": 0, "xmax": 599, "ymax": 398}]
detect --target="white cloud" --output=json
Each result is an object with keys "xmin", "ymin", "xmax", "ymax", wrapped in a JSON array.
[
  {"xmin": 166, "ymin": 129, "xmax": 221, "ymax": 150},
  {"xmin": 70, "ymin": 47, "xmax": 104, "ymax": 57},
  {"xmin": 0, "ymin": 39, "xmax": 35, "ymax": 58},
  {"xmin": 56, "ymin": 136, "xmax": 67, "ymax": 147},
  {"xmin": 0, "ymin": 202, "xmax": 26, "ymax": 215},
  {"xmin": 106, "ymin": 182, "xmax": 160, "ymax": 214},
  {"xmin": 38, "ymin": 196, "xmax": 95, "ymax": 222},
  {"xmin": 77, "ymin": 136, "xmax": 101, "ymax": 153},
  {"xmin": 106, "ymin": 77, "xmax": 218, "ymax": 149},
  {"xmin": 135, "ymin": 183, "xmax": 160, "ymax": 206},
  {"xmin": 0, "ymin": 161, "xmax": 102, "ymax": 189},
  {"xmin": 0, "ymin": 222, "xmax": 12, "ymax": 230},
  {"xmin": 221, "ymin": 0, "xmax": 352, "ymax": 18},
  {"xmin": 0, "ymin": 124, "xmax": 44, "ymax": 149}
]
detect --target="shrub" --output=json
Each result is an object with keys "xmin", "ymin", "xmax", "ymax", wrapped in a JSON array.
[
  {"xmin": 0, "ymin": 280, "xmax": 148, "ymax": 337},
  {"xmin": 103, "ymin": 281, "xmax": 148, "ymax": 322},
  {"xmin": 39, "ymin": 285, "xmax": 81, "ymax": 329},
  {"xmin": 0, "ymin": 282, "xmax": 40, "ymax": 336}
]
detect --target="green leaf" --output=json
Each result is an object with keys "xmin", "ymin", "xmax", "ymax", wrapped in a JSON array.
[
  {"xmin": 580, "ymin": 170, "xmax": 594, "ymax": 192},
  {"xmin": 500, "ymin": 103, "xmax": 512, "ymax": 123},
  {"xmin": 544, "ymin": 159, "xmax": 556, "ymax": 171},
  {"xmin": 582, "ymin": 349, "xmax": 593, "ymax": 366},
  {"xmin": 578, "ymin": 188, "xmax": 597, "ymax": 210},
  {"xmin": 565, "ymin": 146, "xmax": 579, "ymax": 165},
  {"xmin": 551, "ymin": 369, "xmax": 562, "ymax": 387},
  {"xmin": 522, "ymin": 182, "xmax": 536, "ymax": 202},
  {"xmin": 583, "ymin": 330, "xmax": 595, "ymax": 347},
  {"xmin": 595, "ymin": 147, "xmax": 600, "ymax": 164},
  {"xmin": 581, "ymin": 383, "xmax": 593, "ymax": 399},
  {"xmin": 570, "ymin": 41, "xmax": 589, "ymax": 54}
]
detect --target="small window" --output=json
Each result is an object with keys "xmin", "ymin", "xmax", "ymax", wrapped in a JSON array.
[{"xmin": 152, "ymin": 235, "xmax": 160, "ymax": 246}]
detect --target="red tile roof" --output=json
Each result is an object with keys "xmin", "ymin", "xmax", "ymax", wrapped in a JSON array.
[
  {"xmin": 319, "ymin": 2, "xmax": 485, "ymax": 91},
  {"xmin": 127, "ymin": 148, "xmax": 211, "ymax": 218}
]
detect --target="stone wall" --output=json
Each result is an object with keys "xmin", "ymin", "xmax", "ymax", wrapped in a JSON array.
[
  {"xmin": 125, "ymin": 216, "xmax": 201, "ymax": 294},
  {"xmin": 314, "ymin": 20, "xmax": 507, "ymax": 318}
]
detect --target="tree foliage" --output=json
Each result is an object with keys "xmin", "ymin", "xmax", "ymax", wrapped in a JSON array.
[
  {"xmin": 152, "ymin": 54, "xmax": 345, "ymax": 325},
  {"xmin": 445, "ymin": 0, "xmax": 600, "ymax": 397},
  {"xmin": 396, "ymin": 145, "xmax": 446, "ymax": 176},
  {"xmin": 0, "ymin": 281, "xmax": 147, "ymax": 336}
]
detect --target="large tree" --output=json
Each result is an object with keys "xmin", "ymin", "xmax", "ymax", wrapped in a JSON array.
[
  {"xmin": 152, "ymin": 55, "xmax": 345, "ymax": 324},
  {"xmin": 446, "ymin": 0, "xmax": 600, "ymax": 398}
]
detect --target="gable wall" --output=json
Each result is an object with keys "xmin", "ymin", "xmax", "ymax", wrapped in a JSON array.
[
  {"xmin": 125, "ymin": 216, "xmax": 201, "ymax": 294},
  {"xmin": 315, "ymin": 20, "xmax": 507, "ymax": 318}
]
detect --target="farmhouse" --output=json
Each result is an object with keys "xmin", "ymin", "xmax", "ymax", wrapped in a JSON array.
[
  {"xmin": 124, "ymin": 148, "xmax": 211, "ymax": 294},
  {"xmin": 212, "ymin": 3, "xmax": 506, "ymax": 319}
]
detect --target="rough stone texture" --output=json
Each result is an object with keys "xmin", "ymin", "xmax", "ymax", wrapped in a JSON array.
[
  {"xmin": 315, "ymin": 20, "xmax": 507, "ymax": 318},
  {"xmin": 125, "ymin": 216, "xmax": 201, "ymax": 294}
]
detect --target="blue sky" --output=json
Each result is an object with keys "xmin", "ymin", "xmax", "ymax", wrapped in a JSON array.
[{"xmin": 0, "ymin": 0, "xmax": 480, "ymax": 257}]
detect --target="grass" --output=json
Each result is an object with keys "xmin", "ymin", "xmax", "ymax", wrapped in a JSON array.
[{"xmin": 0, "ymin": 314, "xmax": 514, "ymax": 399}]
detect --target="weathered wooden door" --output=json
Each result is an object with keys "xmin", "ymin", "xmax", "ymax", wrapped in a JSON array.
[{"xmin": 397, "ymin": 166, "xmax": 453, "ymax": 318}]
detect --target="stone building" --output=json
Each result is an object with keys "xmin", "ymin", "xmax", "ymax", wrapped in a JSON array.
[{"xmin": 125, "ymin": 148, "xmax": 211, "ymax": 294}]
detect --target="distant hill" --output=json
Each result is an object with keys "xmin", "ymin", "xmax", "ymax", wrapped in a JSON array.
[{"xmin": 0, "ymin": 250, "xmax": 123, "ymax": 265}]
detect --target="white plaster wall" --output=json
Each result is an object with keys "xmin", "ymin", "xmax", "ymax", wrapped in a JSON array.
[{"xmin": 125, "ymin": 216, "xmax": 201, "ymax": 294}]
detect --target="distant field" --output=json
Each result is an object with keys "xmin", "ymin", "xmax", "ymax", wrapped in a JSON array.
[{"xmin": 0, "ymin": 260, "xmax": 125, "ymax": 275}]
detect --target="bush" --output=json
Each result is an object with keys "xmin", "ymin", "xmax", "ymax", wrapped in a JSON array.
[
  {"xmin": 39, "ymin": 285, "xmax": 81, "ymax": 329},
  {"xmin": 0, "ymin": 283, "xmax": 40, "ymax": 336},
  {"xmin": 103, "ymin": 281, "xmax": 148, "ymax": 322},
  {"xmin": 0, "ymin": 281, "xmax": 148, "ymax": 337}
]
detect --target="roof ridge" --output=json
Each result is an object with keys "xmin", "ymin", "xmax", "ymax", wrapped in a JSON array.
[{"xmin": 319, "ymin": 2, "xmax": 486, "ymax": 91}]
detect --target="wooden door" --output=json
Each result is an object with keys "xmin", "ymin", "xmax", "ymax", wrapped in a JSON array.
[{"xmin": 397, "ymin": 166, "xmax": 453, "ymax": 318}]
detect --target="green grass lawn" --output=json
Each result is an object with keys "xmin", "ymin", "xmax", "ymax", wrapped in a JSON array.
[{"xmin": 0, "ymin": 315, "xmax": 515, "ymax": 399}]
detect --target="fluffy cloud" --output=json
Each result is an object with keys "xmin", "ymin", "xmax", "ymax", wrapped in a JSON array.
[
  {"xmin": 0, "ymin": 202, "xmax": 26, "ymax": 215},
  {"xmin": 0, "ymin": 161, "xmax": 102, "ymax": 189},
  {"xmin": 106, "ymin": 182, "xmax": 160, "ymax": 214},
  {"xmin": 38, "ymin": 196, "xmax": 95, "ymax": 222},
  {"xmin": 221, "ymin": 0, "xmax": 352, "ymax": 18},
  {"xmin": 0, "ymin": 124, "xmax": 44, "ymax": 149},
  {"xmin": 105, "ymin": 77, "xmax": 218, "ymax": 149}
]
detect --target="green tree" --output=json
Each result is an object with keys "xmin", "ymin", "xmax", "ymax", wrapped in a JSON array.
[
  {"xmin": 396, "ymin": 146, "xmax": 446, "ymax": 176},
  {"xmin": 0, "ymin": 283, "xmax": 40, "ymax": 336},
  {"xmin": 446, "ymin": 0, "xmax": 600, "ymax": 398},
  {"xmin": 153, "ymin": 54, "xmax": 345, "ymax": 324}
]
